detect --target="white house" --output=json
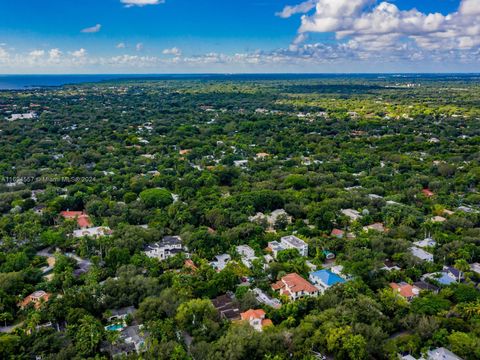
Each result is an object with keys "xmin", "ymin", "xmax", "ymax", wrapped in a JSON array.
[
  {"xmin": 240, "ymin": 309, "xmax": 272, "ymax": 332},
  {"xmin": 144, "ymin": 236, "xmax": 183, "ymax": 261},
  {"xmin": 470, "ymin": 262, "xmax": 480, "ymax": 275},
  {"xmin": 249, "ymin": 209, "xmax": 291, "ymax": 229},
  {"xmin": 427, "ymin": 347, "xmax": 463, "ymax": 360},
  {"xmin": 73, "ymin": 226, "xmax": 112, "ymax": 238},
  {"xmin": 340, "ymin": 209, "xmax": 362, "ymax": 221},
  {"xmin": 272, "ymin": 273, "xmax": 319, "ymax": 300},
  {"xmin": 410, "ymin": 246, "xmax": 434, "ymax": 262},
  {"xmin": 210, "ymin": 253, "xmax": 231, "ymax": 271},
  {"xmin": 267, "ymin": 235, "xmax": 308, "ymax": 258},
  {"xmin": 280, "ymin": 235, "xmax": 308, "ymax": 256},
  {"xmin": 236, "ymin": 245, "xmax": 258, "ymax": 268},
  {"xmin": 413, "ymin": 237, "xmax": 437, "ymax": 248}
]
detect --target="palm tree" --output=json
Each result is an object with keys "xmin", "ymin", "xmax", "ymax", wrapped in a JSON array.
[
  {"xmin": 454, "ymin": 259, "xmax": 470, "ymax": 282},
  {"xmin": 25, "ymin": 312, "xmax": 41, "ymax": 334},
  {"xmin": 105, "ymin": 329, "xmax": 120, "ymax": 355},
  {"xmin": 0, "ymin": 312, "xmax": 13, "ymax": 327},
  {"xmin": 457, "ymin": 300, "xmax": 480, "ymax": 319}
]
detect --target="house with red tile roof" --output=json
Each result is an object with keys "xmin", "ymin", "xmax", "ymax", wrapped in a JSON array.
[
  {"xmin": 18, "ymin": 290, "xmax": 51, "ymax": 309},
  {"xmin": 390, "ymin": 282, "xmax": 420, "ymax": 301},
  {"xmin": 240, "ymin": 309, "xmax": 273, "ymax": 331},
  {"xmin": 331, "ymin": 228, "xmax": 345, "ymax": 238},
  {"xmin": 184, "ymin": 259, "xmax": 198, "ymax": 272},
  {"xmin": 422, "ymin": 189, "xmax": 435, "ymax": 197},
  {"xmin": 272, "ymin": 273, "xmax": 319, "ymax": 300},
  {"xmin": 60, "ymin": 211, "xmax": 92, "ymax": 229}
]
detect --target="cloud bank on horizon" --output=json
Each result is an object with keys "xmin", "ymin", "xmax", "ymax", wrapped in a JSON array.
[{"xmin": 0, "ymin": 0, "xmax": 478, "ymax": 73}]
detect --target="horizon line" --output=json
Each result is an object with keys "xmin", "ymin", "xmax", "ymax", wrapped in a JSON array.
[{"xmin": 1, "ymin": 72, "xmax": 480, "ymax": 76}]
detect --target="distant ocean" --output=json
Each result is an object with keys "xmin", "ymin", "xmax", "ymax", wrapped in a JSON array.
[{"xmin": 0, "ymin": 73, "xmax": 479, "ymax": 90}]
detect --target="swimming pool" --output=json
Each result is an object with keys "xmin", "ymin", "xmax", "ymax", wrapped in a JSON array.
[{"xmin": 105, "ymin": 323, "xmax": 125, "ymax": 331}]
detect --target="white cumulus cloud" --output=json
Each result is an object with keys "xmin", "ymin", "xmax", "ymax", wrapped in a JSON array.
[
  {"xmin": 279, "ymin": 0, "xmax": 480, "ymax": 57},
  {"xmin": 48, "ymin": 48, "xmax": 62, "ymax": 62},
  {"xmin": 81, "ymin": 24, "xmax": 102, "ymax": 33},
  {"xmin": 162, "ymin": 47, "xmax": 182, "ymax": 56},
  {"xmin": 121, "ymin": 0, "xmax": 165, "ymax": 7},
  {"xmin": 276, "ymin": 0, "xmax": 317, "ymax": 18},
  {"xmin": 29, "ymin": 50, "xmax": 45, "ymax": 58},
  {"xmin": 71, "ymin": 48, "xmax": 87, "ymax": 58}
]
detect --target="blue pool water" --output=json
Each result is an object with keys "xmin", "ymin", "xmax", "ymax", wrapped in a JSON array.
[{"xmin": 105, "ymin": 323, "xmax": 125, "ymax": 331}]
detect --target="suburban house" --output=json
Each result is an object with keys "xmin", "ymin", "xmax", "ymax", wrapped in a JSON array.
[
  {"xmin": 210, "ymin": 253, "xmax": 231, "ymax": 271},
  {"xmin": 211, "ymin": 294, "xmax": 241, "ymax": 321},
  {"xmin": 33, "ymin": 205, "xmax": 46, "ymax": 215},
  {"xmin": 413, "ymin": 281, "xmax": 440, "ymax": 293},
  {"xmin": 340, "ymin": 208, "xmax": 362, "ymax": 221},
  {"xmin": 102, "ymin": 325, "xmax": 147, "ymax": 357},
  {"xmin": 403, "ymin": 347, "xmax": 464, "ymax": 360},
  {"xmin": 426, "ymin": 347, "xmax": 463, "ymax": 360},
  {"xmin": 249, "ymin": 209, "xmax": 292, "ymax": 229},
  {"xmin": 272, "ymin": 273, "xmax": 319, "ymax": 300},
  {"xmin": 309, "ymin": 269, "xmax": 346, "ymax": 293},
  {"xmin": 252, "ymin": 288, "xmax": 281, "ymax": 309},
  {"xmin": 422, "ymin": 271, "xmax": 457, "ymax": 286},
  {"xmin": 431, "ymin": 216, "xmax": 447, "ymax": 223},
  {"xmin": 73, "ymin": 226, "xmax": 112, "ymax": 238},
  {"xmin": 267, "ymin": 241, "xmax": 285, "ymax": 258},
  {"xmin": 18, "ymin": 290, "xmax": 51, "ymax": 309},
  {"xmin": 330, "ymin": 265, "xmax": 352, "ymax": 280},
  {"xmin": 234, "ymin": 160, "xmax": 248, "ymax": 167},
  {"xmin": 413, "ymin": 237, "xmax": 437, "ymax": 248},
  {"xmin": 443, "ymin": 266, "xmax": 463, "ymax": 281},
  {"xmin": 59, "ymin": 210, "xmax": 92, "ymax": 229},
  {"xmin": 236, "ymin": 245, "xmax": 257, "ymax": 268},
  {"xmin": 331, "ymin": 229, "xmax": 345, "ymax": 238},
  {"xmin": 281, "ymin": 235, "xmax": 308, "ymax": 256},
  {"xmin": 144, "ymin": 235, "xmax": 183, "ymax": 261},
  {"xmin": 410, "ymin": 246, "xmax": 434, "ymax": 262},
  {"xmin": 422, "ymin": 189, "xmax": 435, "ymax": 197},
  {"xmin": 267, "ymin": 235, "xmax": 308, "ymax": 258},
  {"xmin": 254, "ymin": 152, "xmax": 270, "ymax": 160},
  {"xmin": 240, "ymin": 309, "xmax": 273, "ymax": 332},
  {"xmin": 363, "ymin": 223, "xmax": 386, "ymax": 233},
  {"xmin": 389, "ymin": 282, "xmax": 420, "ymax": 301},
  {"xmin": 457, "ymin": 206, "xmax": 479, "ymax": 214},
  {"xmin": 107, "ymin": 306, "xmax": 136, "ymax": 322},
  {"xmin": 470, "ymin": 262, "xmax": 480, "ymax": 275},
  {"xmin": 382, "ymin": 260, "xmax": 402, "ymax": 272}
]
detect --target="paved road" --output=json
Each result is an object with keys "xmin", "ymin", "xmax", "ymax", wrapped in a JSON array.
[{"xmin": 0, "ymin": 321, "xmax": 23, "ymax": 333}]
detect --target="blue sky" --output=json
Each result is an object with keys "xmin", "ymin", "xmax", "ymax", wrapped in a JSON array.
[{"xmin": 0, "ymin": 0, "xmax": 477, "ymax": 73}]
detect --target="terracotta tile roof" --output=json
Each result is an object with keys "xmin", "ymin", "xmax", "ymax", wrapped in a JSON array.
[
  {"xmin": 60, "ymin": 210, "xmax": 84, "ymax": 218},
  {"xmin": 18, "ymin": 290, "xmax": 51, "ymax": 309},
  {"xmin": 241, "ymin": 309, "xmax": 266, "ymax": 320},
  {"xmin": 331, "ymin": 229, "xmax": 345, "ymax": 236},
  {"xmin": 255, "ymin": 152, "xmax": 270, "ymax": 158},
  {"xmin": 276, "ymin": 273, "xmax": 318, "ymax": 294},
  {"xmin": 60, "ymin": 211, "xmax": 92, "ymax": 228},
  {"xmin": 184, "ymin": 259, "xmax": 198, "ymax": 271},
  {"xmin": 422, "ymin": 189, "xmax": 435, "ymax": 197},
  {"xmin": 390, "ymin": 282, "xmax": 418, "ymax": 298},
  {"xmin": 261, "ymin": 319, "xmax": 273, "ymax": 327},
  {"xmin": 271, "ymin": 280, "xmax": 284, "ymax": 290}
]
